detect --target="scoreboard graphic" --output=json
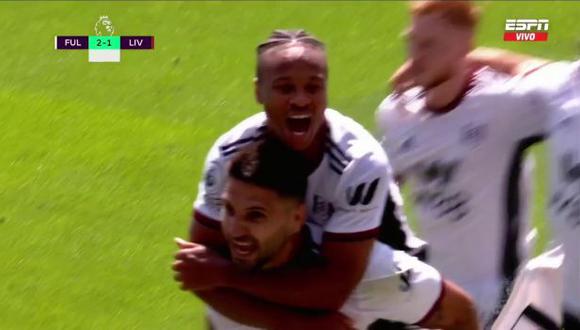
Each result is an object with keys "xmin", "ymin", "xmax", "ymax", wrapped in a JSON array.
[{"xmin": 55, "ymin": 16, "xmax": 153, "ymax": 62}]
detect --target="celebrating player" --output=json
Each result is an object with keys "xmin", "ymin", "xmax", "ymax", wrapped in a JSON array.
[
  {"xmin": 175, "ymin": 29, "xmax": 423, "ymax": 324},
  {"xmin": 175, "ymin": 136, "xmax": 479, "ymax": 330},
  {"xmin": 376, "ymin": 1, "xmax": 549, "ymax": 326},
  {"xmin": 451, "ymin": 48, "xmax": 580, "ymax": 330}
]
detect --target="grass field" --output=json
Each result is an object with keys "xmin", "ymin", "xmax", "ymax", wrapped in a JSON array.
[{"xmin": 0, "ymin": 1, "xmax": 578, "ymax": 328}]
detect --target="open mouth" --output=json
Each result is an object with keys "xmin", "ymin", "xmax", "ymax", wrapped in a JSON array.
[
  {"xmin": 286, "ymin": 113, "xmax": 312, "ymax": 135},
  {"xmin": 230, "ymin": 238, "xmax": 258, "ymax": 260}
]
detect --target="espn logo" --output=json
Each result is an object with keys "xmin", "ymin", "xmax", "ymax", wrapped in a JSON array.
[{"xmin": 504, "ymin": 19, "xmax": 549, "ymax": 42}]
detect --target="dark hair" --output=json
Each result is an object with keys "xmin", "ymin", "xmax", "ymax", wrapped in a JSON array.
[
  {"xmin": 256, "ymin": 29, "xmax": 326, "ymax": 78},
  {"xmin": 228, "ymin": 136, "xmax": 311, "ymax": 201}
]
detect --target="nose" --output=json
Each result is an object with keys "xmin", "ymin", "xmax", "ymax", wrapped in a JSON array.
[
  {"xmin": 290, "ymin": 89, "xmax": 311, "ymax": 108},
  {"xmin": 227, "ymin": 217, "xmax": 249, "ymax": 237}
]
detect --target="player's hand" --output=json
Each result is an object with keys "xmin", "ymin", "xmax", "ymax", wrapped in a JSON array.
[
  {"xmin": 277, "ymin": 312, "xmax": 355, "ymax": 330},
  {"xmin": 172, "ymin": 238, "xmax": 230, "ymax": 291}
]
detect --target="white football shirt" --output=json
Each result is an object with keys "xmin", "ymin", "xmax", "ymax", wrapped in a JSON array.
[
  {"xmin": 194, "ymin": 109, "xmax": 409, "ymax": 245},
  {"xmin": 377, "ymin": 67, "xmax": 548, "ymax": 322}
]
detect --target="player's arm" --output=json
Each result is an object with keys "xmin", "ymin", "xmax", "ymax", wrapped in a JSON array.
[
  {"xmin": 181, "ymin": 227, "xmax": 350, "ymax": 329},
  {"xmin": 389, "ymin": 48, "xmax": 550, "ymax": 92},
  {"xmin": 196, "ymin": 289, "xmax": 353, "ymax": 330},
  {"xmin": 190, "ymin": 211, "xmax": 227, "ymax": 248},
  {"xmin": 467, "ymin": 47, "xmax": 550, "ymax": 76},
  {"xmin": 187, "ymin": 215, "xmax": 356, "ymax": 329},
  {"xmin": 185, "ymin": 219, "xmax": 354, "ymax": 329},
  {"xmin": 417, "ymin": 280, "xmax": 479, "ymax": 330},
  {"xmin": 189, "ymin": 135, "xmax": 231, "ymax": 249}
]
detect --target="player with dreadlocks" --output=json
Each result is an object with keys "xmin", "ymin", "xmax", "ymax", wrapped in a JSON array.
[{"xmin": 173, "ymin": 29, "xmax": 429, "ymax": 328}]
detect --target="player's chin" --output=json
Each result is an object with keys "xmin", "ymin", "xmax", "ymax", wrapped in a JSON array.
[
  {"xmin": 281, "ymin": 126, "xmax": 317, "ymax": 151},
  {"xmin": 231, "ymin": 256, "xmax": 257, "ymax": 270},
  {"xmin": 230, "ymin": 248, "xmax": 259, "ymax": 268}
]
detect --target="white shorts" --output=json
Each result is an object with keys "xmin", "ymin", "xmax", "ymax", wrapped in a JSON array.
[{"xmin": 492, "ymin": 245, "xmax": 564, "ymax": 330}]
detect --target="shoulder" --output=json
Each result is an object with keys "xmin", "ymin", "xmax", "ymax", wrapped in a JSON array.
[
  {"xmin": 195, "ymin": 113, "xmax": 268, "ymax": 219},
  {"xmin": 468, "ymin": 66, "xmax": 518, "ymax": 96},
  {"xmin": 462, "ymin": 67, "xmax": 540, "ymax": 111},
  {"xmin": 376, "ymin": 89, "xmax": 424, "ymax": 132},
  {"xmin": 516, "ymin": 60, "xmax": 580, "ymax": 99},
  {"xmin": 326, "ymin": 109, "xmax": 389, "ymax": 176},
  {"xmin": 203, "ymin": 112, "xmax": 269, "ymax": 183},
  {"xmin": 211, "ymin": 112, "xmax": 268, "ymax": 159},
  {"xmin": 524, "ymin": 60, "xmax": 579, "ymax": 82}
]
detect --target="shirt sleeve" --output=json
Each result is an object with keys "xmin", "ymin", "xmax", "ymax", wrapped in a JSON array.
[
  {"xmin": 193, "ymin": 138, "xmax": 228, "ymax": 226},
  {"xmin": 376, "ymin": 94, "xmax": 416, "ymax": 178},
  {"xmin": 510, "ymin": 61, "xmax": 580, "ymax": 139},
  {"xmin": 322, "ymin": 147, "xmax": 391, "ymax": 241},
  {"xmin": 523, "ymin": 61, "xmax": 580, "ymax": 112}
]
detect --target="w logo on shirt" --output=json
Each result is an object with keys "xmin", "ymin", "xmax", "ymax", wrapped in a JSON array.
[{"xmin": 347, "ymin": 178, "xmax": 380, "ymax": 206}]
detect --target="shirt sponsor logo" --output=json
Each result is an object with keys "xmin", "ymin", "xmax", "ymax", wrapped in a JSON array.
[
  {"xmin": 461, "ymin": 123, "xmax": 487, "ymax": 147},
  {"xmin": 347, "ymin": 178, "xmax": 380, "ymax": 206},
  {"xmin": 311, "ymin": 194, "xmax": 335, "ymax": 226}
]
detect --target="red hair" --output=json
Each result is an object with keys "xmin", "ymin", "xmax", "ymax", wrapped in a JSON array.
[{"xmin": 411, "ymin": 1, "xmax": 480, "ymax": 30}]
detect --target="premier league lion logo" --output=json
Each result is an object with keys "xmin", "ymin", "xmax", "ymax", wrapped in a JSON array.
[{"xmin": 94, "ymin": 16, "xmax": 115, "ymax": 36}]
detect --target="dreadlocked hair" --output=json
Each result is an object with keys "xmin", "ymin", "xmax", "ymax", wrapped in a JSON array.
[
  {"xmin": 256, "ymin": 29, "xmax": 326, "ymax": 78},
  {"xmin": 257, "ymin": 29, "xmax": 325, "ymax": 55}
]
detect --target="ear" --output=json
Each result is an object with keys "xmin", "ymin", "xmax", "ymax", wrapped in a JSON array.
[
  {"xmin": 254, "ymin": 77, "xmax": 264, "ymax": 104},
  {"xmin": 292, "ymin": 203, "xmax": 307, "ymax": 230}
]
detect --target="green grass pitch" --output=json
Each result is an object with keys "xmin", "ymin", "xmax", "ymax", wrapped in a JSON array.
[{"xmin": 0, "ymin": 1, "xmax": 578, "ymax": 328}]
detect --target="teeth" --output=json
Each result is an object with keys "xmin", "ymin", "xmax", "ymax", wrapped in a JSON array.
[
  {"xmin": 288, "ymin": 114, "xmax": 311, "ymax": 119},
  {"xmin": 233, "ymin": 245, "xmax": 253, "ymax": 256},
  {"xmin": 233, "ymin": 241, "xmax": 253, "ymax": 247}
]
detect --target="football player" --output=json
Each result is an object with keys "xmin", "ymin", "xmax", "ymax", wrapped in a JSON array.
[
  {"xmin": 376, "ymin": 1, "xmax": 548, "ymax": 326},
  {"xmin": 175, "ymin": 136, "xmax": 478, "ymax": 330},
  {"xmin": 176, "ymin": 29, "xmax": 424, "ymax": 325}
]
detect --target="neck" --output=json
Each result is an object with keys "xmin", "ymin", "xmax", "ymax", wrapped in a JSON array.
[
  {"xmin": 301, "ymin": 122, "xmax": 328, "ymax": 170},
  {"xmin": 425, "ymin": 62, "xmax": 472, "ymax": 113},
  {"xmin": 262, "ymin": 231, "xmax": 304, "ymax": 270}
]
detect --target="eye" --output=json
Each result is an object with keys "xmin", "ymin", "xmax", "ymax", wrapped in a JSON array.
[
  {"xmin": 246, "ymin": 210, "xmax": 266, "ymax": 222},
  {"xmin": 274, "ymin": 84, "xmax": 294, "ymax": 94},
  {"xmin": 305, "ymin": 83, "xmax": 322, "ymax": 94},
  {"xmin": 224, "ymin": 203, "xmax": 235, "ymax": 217}
]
